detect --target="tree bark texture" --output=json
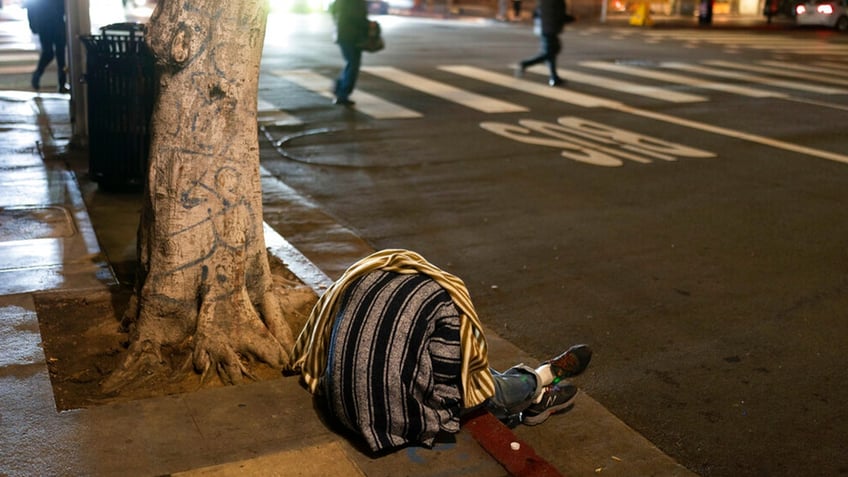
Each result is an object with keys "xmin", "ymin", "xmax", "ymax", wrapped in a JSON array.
[{"xmin": 104, "ymin": 0, "xmax": 297, "ymax": 392}]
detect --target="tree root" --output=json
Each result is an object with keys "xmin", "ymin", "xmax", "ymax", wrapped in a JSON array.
[{"xmin": 100, "ymin": 339, "xmax": 167, "ymax": 394}]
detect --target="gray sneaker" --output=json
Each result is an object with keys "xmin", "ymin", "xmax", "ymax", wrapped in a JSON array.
[{"xmin": 521, "ymin": 383, "xmax": 578, "ymax": 426}]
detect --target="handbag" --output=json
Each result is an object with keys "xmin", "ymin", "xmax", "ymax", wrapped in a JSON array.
[{"xmin": 360, "ymin": 20, "xmax": 385, "ymax": 53}]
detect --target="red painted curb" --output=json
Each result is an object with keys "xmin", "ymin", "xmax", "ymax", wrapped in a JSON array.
[{"xmin": 462, "ymin": 409, "xmax": 564, "ymax": 477}]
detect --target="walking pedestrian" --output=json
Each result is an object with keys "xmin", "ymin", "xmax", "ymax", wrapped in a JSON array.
[
  {"xmin": 330, "ymin": 0, "xmax": 369, "ymax": 106},
  {"xmin": 516, "ymin": 0, "xmax": 568, "ymax": 87},
  {"xmin": 287, "ymin": 249, "xmax": 592, "ymax": 453},
  {"xmin": 512, "ymin": 0, "xmax": 523, "ymax": 20},
  {"xmin": 24, "ymin": 0, "xmax": 68, "ymax": 93}
]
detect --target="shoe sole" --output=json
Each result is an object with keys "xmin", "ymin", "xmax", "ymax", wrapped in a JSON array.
[
  {"xmin": 548, "ymin": 345, "xmax": 592, "ymax": 378},
  {"xmin": 521, "ymin": 394, "xmax": 576, "ymax": 426}
]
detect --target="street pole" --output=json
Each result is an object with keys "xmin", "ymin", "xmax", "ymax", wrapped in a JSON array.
[{"xmin": 65, "ymin": 0, "xmax": 89, "ymax": 148}]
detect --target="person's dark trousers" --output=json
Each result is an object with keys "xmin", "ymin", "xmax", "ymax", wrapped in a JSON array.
[
  {"xmin": 33, "ymin": 29, "xmax": 66, "ymax": 89},
  {"xmin": 520, "ymin": 33, "xmax": 561, "ymax": 82},
  {"xmin": 335, "ymin": 40, "xmax": 362, "ymax": 102}
]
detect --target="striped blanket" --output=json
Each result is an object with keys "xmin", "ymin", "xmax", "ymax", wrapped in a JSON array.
[
  {"xmin": 324, "ymin": 270, "xmax": 464, "ymax": 452},
  {"xmin": 290, "ymin": 249, "xmax": 495, "ymax": 407}
]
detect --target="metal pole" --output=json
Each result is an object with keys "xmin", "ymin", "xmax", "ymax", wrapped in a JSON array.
[{"xmin": 65, "ymin": 0, "xmax": 90, "ymax": 147}]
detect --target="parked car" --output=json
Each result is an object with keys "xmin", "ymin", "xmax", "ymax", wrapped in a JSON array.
[{"xmin": 795, "ymin": 0, "xmax": 848, "ymax": 31}]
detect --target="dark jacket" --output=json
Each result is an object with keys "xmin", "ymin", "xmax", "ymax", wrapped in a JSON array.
[
  {"xmin": 332, "ymin": 0, "xmax": 369, "ymax": 45},
  {"xmin": 536, "ymin": 0, "xmax": 566, "ymax": 35},
  {"xmin": 24, "ymin": 0, "xmax": 64, "ymax": 34}
]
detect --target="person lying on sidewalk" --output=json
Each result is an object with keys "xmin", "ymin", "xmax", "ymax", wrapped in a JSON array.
[{"xmin": 286, "ymin": 249, "xmax": 592, "ymax": 453}]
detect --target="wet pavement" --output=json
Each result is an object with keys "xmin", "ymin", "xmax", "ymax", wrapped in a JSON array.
[{"xmin": 0, "ymin": 91, "xmax": 113, "ymax": 295}]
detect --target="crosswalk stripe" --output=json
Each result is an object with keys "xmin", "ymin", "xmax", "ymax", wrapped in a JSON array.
[
  {"xmin": 257, "ymin": 98, "xmax": 275, "ymax": 111},
  {"xmin": 523, "ymin": 65, "xmax": 708, "ymax": 103},
  {"xmin": 261, "ymin": 62, "xmax": 845, "ymax": 120},
  {"xmin": 737, "ymin": 46, "xmax": 848, "ymax": 56},
  {"xmin": 641, "ymin": 32, "xmax": 783, "ymax": 43},
  {"xmin": 0, "ymin": 50, "xmax": 39, "ymax": 75},
  {"xmin": 270, "ymin": 69, "xmax": 422, "ymax": 119},
  {"xmin": 257, "ymin": 98, "xmax": 303, "ymax": 126},
  {"xmin": 637, "ymin": 32, "xmax": 848, "ymax": 55},
  {"xmin": 814, "ymin": 61, "xmax": 848, "ymax": 71},
  {"xmin": 438, "ymin": 65, "xmax": 622, "ymax": 108},
  {"xmin": 0, "ymin": 51, "xmax": 39, "ymax": 61},
  {"xmin": 641, "ymin": 31, "xmax": 834, "ymax": 44},
  {"xmin": 717, "ymin": 60, "xmax": 848, "ymax": 87},
  {"xmin": 363, "ymin": 66, "xmax": 527, "ymax": 113},
  {"xmin": 0, "ymin": 64, "xmax": 36, "ymax": 74},
  {"xmin": 579, "ymin": 60, "xmax": 785, "ymax": 98},
  {"xmin": 643, "ymin": 34, "xmax": 793, "ymax": 45},
  {"xmin": 661, "ymin": 61, "xmax": 848, "ymax": 95}
]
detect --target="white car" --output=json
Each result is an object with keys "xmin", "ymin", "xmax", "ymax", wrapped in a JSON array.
[{"xmin": 795, "ymin": 0, "xmax": 848, "ymax": 31}]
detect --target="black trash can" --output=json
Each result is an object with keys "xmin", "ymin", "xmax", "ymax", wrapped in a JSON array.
[{"xmin": 81, "ymin": 23, "xmax": 155, "ymax": 191}]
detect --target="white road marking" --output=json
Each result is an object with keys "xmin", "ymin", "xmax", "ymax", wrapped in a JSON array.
[
  {"xmin": 613, "ymin": 104, "xmax": 848, "ymax": 165},
  {"xmin": 0, "ymin": 50, "xmax": 40, "ymax": 74},
  {"xmin": 0, "ymin": 64, "xmax": 37, "ymax": 74},
  {"xmin": 480, "ymin": 116, "xmax": 716, "ymax": 167},
  {"xmin": 265, "ymin": 65, "xmax": 847, "ymax": 166},
  {"xmin": 257, "ymin": 98, "xmax": 303, "ymax": 126},
  {"xmin": 661, "ymin": 61, "xmax": 848, "ymax": 95},
  {"xmin": 815, "ymin": 61, "xmax": 848, "ymax": 71},
  {"xmin": 438, "ymin": 65, "xmax": 622, "ymax": 108},
  {"xmin": 362, "ymin": 66, "xmax": 527, "ymax": 113},
  {"xmin": 0, "ymin": 51, "xmax": 39, "ymax": 61},
  {"xmin": 750, "ymin": 60, "xmax": 848, "ymax": 86},
  {"xmin": 580, "ymin": 60, "xmax": 785, "ymax": 98},
  {"xmin": 270, "ymin": 69, "xmax": 422, "ymax": 119},
  {"xmin": 523, "ymin": 65, "xmax": 708, "ymax": 103}
]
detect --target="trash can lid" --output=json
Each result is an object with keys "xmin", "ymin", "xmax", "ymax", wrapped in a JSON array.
[{"xmin": 100, "ymin": 22, "xmax": 147, "ymax": 36}]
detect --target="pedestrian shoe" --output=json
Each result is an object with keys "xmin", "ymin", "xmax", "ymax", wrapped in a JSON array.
[
  {"xmin": 548, "ymin": 77, "xmax": 565, "ymax": 87},
  {"xmin": 544, "ymin": 344, "xmax": 592, "ymax": 380},
  {"xmin": 333, "ymin": 98, "xmax": 355, "ymax": 106},
  {"xmin": 514, "ymin": 63, "xmax": 526, "ymax": 78},
  {"xmin": 30, "ymin": 72, "xmax": 40, "ymax": 91},
  {"xmin": 522, "ymin": 382, "xmax": 577, "ymax": 426},
  {"xmin": 58, "ymin": 85, "xmax": 70, "ymax": 94}
]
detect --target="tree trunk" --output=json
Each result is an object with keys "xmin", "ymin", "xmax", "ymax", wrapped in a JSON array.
[{"xmin": 103, "ymin": 0, "xmax": 296, "ymax": 392}]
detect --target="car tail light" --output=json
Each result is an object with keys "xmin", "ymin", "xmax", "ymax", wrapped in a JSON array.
[
  {"xmin": 795, "ymin": 4, "xmax": 807, "ymax": 13},
  {"xmin": 817, "ymin": 3, "xmax": 835, "ymax": 13}
]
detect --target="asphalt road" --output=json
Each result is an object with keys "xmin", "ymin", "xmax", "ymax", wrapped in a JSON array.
[{"xmin": 259, "ymin": 14, "xmax": 848, "ymax": 477}]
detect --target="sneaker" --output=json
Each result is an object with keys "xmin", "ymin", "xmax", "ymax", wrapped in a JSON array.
[
  {"xmin": 548, "ymin": 77, "xmax": 565, "ymax": 87},
  {"xmin": 30, "ymin": 72, "xmax": 40, "ymax": 91},
  {"xmin": 333, "ymin": 97, "xmax": 355, "ymax": 106},
  {"xmin": 521, "ymin": 382, "xmax": 577, "ymax": 426},
  {"xmin": 544, "ymin": 344, "xmax": 592, "ymax": 380}
]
